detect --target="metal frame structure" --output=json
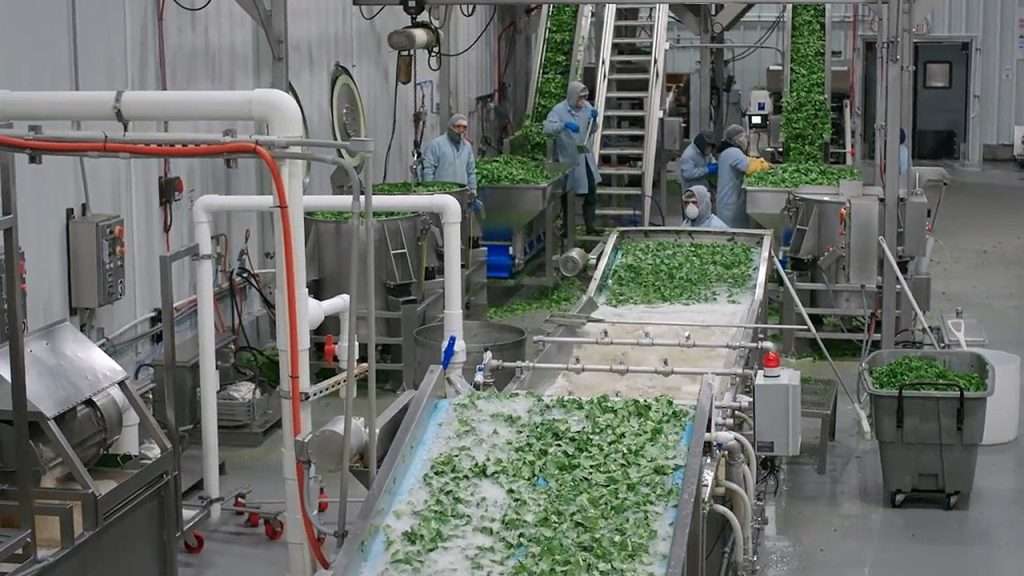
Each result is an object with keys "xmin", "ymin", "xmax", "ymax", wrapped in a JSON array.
[{"xmin": 0, "ymin": 151, "xmax": 34, "ymax": 572}]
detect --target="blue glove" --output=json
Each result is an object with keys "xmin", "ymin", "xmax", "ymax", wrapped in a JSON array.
[
  {"xmin": 707, "ymin": 162, "xmax": 719, "ymax": 176},
  {"xmin": 590, "ymin": 108, "xmax": 599, "ymax": 120},
  {"xmin": 564, "ymin": 121, "xmax": 580, "ymax": 134}
]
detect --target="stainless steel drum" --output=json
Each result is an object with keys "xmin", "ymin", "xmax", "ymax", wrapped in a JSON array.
[{"xmin": 414, "ymin": 320, "xmax": 527, "ymax": 390}]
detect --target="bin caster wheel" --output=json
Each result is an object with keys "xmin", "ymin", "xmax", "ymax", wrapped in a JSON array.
[
  {"xmin": 890, "ymin": 491, "xmax": 906, "ymax": 508},
  {"xmin": 233, "ymin": 496, "xmax": 247, "ymax": 515},
  {"xmin": 945, "ymin": 493, "xmax": 959, "ymax": 510},
  {"xmin": 244, "ymin": 511, "xmax": 261, "ymax": 528},
  {"xmin": 184, "ymin": 531, "xmax": 205, "ymax": 554},
  {"xmin": 318, "ymin": 487, "xmax": 329, "ymax": 513},
  {"xmin": 264, "ymin": 518, "xmax": 285, "ymax": 541}
]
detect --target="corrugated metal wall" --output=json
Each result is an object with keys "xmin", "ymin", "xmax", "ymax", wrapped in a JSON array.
[
  {"xmin": 0, "ymin": 0, "xmax": 495, "ymax": 364},
  {"xmin": 667, "ymin": 0, "xmax": 1022, "ymax": 145}
]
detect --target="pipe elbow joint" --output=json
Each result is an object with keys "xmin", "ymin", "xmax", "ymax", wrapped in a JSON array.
[{"xmin": 251, "ymin": 89, "xmax": 305, "ymax": 139}]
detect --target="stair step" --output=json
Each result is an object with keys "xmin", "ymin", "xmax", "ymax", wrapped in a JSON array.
[
  {"xmin": 613, "ymin": 38, "xmax": 654, "ymax": 45},
  {"xmin": 610, "ymin": 55, "xmax": 651, "ymax": 63},
  {"xmin": 614, "ymin": 21, "xmax": 655, "ymax": 27},
  {"xmin": 597, "ymin": 207, "xmax": 640, "ymax": 217},
  {"xmin": 601, "ymin": 166, "xmax": 644, "ymax": 176},
  {"xmin": 604, "ymin": 110, "xmax": 647, "ymax": 117},
  {"xmin": 608, "ymin": 73, "xmax": 651, "ymax": 81},
  {"xmin": 600, "ymin": 148, "xmax": 644, "ymax": 156},
  {"xmin": 607, "ymin": 91, "xmax": 649, "ymax": 99},
  {"xmin": 598, "ymin": 187, "xmax": 643, "ymax": 196},
  {"xmin": 602, "ymin": 128, "xmax": 646, "ymax": 136}
]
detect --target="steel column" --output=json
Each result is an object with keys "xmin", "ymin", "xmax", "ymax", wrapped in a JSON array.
[
  {"xmin": 880, "ymin": 0, "xmax": 906, "ymax": 349},
  {"xmin": 0, "ymin": 152, "xmax": 34, "ymax": 563}
]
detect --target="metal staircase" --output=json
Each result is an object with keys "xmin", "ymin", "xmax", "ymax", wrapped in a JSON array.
[{"xmin": 591, "ymin": 4, "xmax": 669, "ymax": 234}]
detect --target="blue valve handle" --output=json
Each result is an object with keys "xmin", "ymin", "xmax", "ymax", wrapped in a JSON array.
[{"xmin": 441, "ymin": 335, "xmax": 457, "ymax": 370}]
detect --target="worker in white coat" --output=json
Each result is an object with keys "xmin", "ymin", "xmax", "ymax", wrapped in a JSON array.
[
  {"xmin": 682, "ymin": 185, "xmax": 728, "ymax": 229},
  {"xmin": 544, "ymin": 81, "xmax": 601, "ymax": 235},
  {"xmin": 679, "ymin": 131, "xmax": 718, "ymax": 191},
  {"xmin": 421, "ymin": 113, "xmax": 477, "ymax": 194},
  {"xmin": 715, "ymin": 124, "xmax": 772, "ymax": 228}
]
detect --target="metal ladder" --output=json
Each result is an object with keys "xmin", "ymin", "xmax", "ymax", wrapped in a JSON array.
[
  {"xmin": 591, "ymin": 3, "xmax": 669, "ymax": 235},
  {"xmin": 381, "ymin": 219, "xmax": 417, "ymax": 286}
]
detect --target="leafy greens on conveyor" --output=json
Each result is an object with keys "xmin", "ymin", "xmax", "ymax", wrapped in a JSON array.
[
  {"xmin": 307, "ymin": 181, "xmax": 463, "ymax": 221},
  {"xmin": 487, "ymin": 278, "xmax": 584, "ymax": 320},
  {"xmin": 385, "ymin": 392, "xmax": 691, "ymax": 574},
  {"xmin": 745, "ymin": 163, "xmax": 860, "ymax": 188},
  {"xmin": 510, "ymin": 4, "xmax": 579, "ymax": 160},
  {"xmin": 869, "ymin": 357, "xmax": 987, "ymax": 393},
  {"xmin": 476, "ymin": 155, "xmax": 555, "ymax": 186},
  {"xmin": 605, "ymin": 240, "xmax": 756, "ymax": 306},
  {"xmin": 783, "ymin": 4, "xmax": 831, "ymax": 164}
]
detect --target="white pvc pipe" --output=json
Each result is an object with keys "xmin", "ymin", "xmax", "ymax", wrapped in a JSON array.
[
  {"xmin": 0, "ymin": 88, "xmax": 311, "ymax": 574},
  {"xmin": 303, "ymin": 194, "xmax": 467, "ymax": 369},
  {"xmin": 307, "ymin": 294, "xmax": 350, "ymax": 331}
]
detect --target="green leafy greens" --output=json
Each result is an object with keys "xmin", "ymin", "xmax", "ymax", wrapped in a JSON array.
[
  {"xmin": 605, "ymin": 240, "xmax": 756, "ymax": 306},
  {"xmin": 782, "ymin": 4, "xmax": 831, "ymax": 164},
  {"xmin": 477, "ymin": 155, "xmax": 555, "ymax": 186},
  {"xmin": 869, "ymin": 356, "xmax": 987, "ymax": 393},
  {"xmin": 745, "ymin": 163, "xmax": 860, "ymax": 188},
  {"xmin": 385, "ymin": 393, "xmax": 692, "ymax": 575},
  {"xmin": 487, "ymin": 278, "xmax": 585, "ymax": 320}
]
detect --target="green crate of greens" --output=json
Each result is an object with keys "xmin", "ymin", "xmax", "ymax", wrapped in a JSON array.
[
  {"xmin": 745, "ymin": 163, "xmax": 860, "ymax": 189},
  {"xmin": 863, "ymin": 350, "xmax": 993, "ymax": 508}
]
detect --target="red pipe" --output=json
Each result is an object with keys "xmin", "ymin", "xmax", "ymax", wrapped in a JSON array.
[{"xmin": 0, "ymin": 135, "xmax": 330, "ymax": 570}]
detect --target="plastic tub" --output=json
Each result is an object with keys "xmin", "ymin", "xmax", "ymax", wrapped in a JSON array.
[{"xmin": 862, "ymin": 349, "xmax": 994, "ymax": 509}]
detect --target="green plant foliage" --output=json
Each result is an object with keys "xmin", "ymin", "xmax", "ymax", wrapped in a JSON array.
[
  {"xmin": 477, "ymin": 155, "xmax": 554, "ymax": 186},
  {"xmin": 307, "ymin": 181, "xmax": 463, "ymax": 221},
  {"xmin": 782, "ymin": 5, "xmax": 831, "ymax": 164},
  {"xmin": 385, "ymin": 392, "xmax": 691, "ymax": 574},
  {"xmin": 487, "ymin": 279, "xmax": 585, "ymax": 320},
  {"xmin": 870, "ymin": 357, "xmax": 987, "ymax": 393},
  {"xmin": 606, "ymin": 240, "xmax": 756, "ymax": 306},
  {"xmin": 235, "ymin": 348, "xmax": 279, "ymax": 386},
  {"xmin": 745, "ymin": 163, "xmax": 860, "ymax": 188}
]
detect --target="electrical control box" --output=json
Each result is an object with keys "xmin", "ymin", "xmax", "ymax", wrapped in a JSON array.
[
  {"xmin": 754, "ymin": 367, "xmax": 802, "ymax": 456},
  {"xmin": 69, "ymin": 213, "xmax": 126, "ymax": 309},
  {"xmin": 0, "ymin": 248, "xmax": 27, "ymax": 345}
]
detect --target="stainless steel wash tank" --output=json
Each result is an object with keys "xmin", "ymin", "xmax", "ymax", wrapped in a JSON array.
[
  {"xmin": 334, "ymin": 227, "xmax": 771, "ymax": 575},
  {"xmin": 508, "ymin": 227, "xmax": 774, "ymax": 403},
  {"xmin": 334, "ymin": 366, "xmax": 713, "ymax": 576}
]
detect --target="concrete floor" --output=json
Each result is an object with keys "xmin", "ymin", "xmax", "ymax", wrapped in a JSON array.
[
  {"xmin": 761, "ymin": 162, "xmax": 1024, "ymax": 576},
  {"xmin": 179, "ymin": 162, "xmax": 1024, "ymax": 575}
]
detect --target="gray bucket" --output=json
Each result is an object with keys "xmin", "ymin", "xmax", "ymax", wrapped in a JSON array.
[
  {"xmin": 863, "ymin": 349, "xmax": 994, "ymax": 509},
  {"xmin": 414, "ymin": 321, "xmax": 527, "ymax": 390}
]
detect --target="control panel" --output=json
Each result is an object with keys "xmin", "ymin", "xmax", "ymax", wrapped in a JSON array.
[
  {"xmin": 0, "ymin": 248, "xmax": 27, "ymax": 344},
  {"xmin": 69, "ymin": 213, "xmax": 126, "ymax": 309}
]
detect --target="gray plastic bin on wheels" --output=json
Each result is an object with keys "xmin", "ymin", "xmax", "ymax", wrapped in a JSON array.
[{"xmin": 863, "ymin": 350, "xmax": 994, "ymax": 510}]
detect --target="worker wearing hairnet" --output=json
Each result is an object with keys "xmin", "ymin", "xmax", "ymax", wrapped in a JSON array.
[
  {"xmin": 421, "ymin": 113, "xmax": 477, "ymax": 194},
  {"xmin": 682, "ymin": 185, "xmax": 728, "ymax": 229},
  {"xmin": 679, "ymin": 131, "xmax": 718, "ymax": 191},
  {"xmin": 544, "ymin": 81, "xmax": 602, "ymax": 235},
  {"xmin": 715, "ymin": 124, "xmax": 771, "ymax": 228}
]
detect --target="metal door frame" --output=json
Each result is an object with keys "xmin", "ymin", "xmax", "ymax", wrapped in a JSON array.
[{"xmin": 856, "ymin": 33, "xmax": 980, "ymax": 169}]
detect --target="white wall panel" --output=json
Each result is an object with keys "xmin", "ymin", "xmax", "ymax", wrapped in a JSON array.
[
  {"xmin": 0, "ymin": 0, "xmax": 491, "ymax": 365},
  {"xmin": 666, "ymin": 0, "xmax": 1020, "ymax": 146}
]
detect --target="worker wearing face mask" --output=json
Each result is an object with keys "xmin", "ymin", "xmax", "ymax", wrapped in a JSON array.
[
  {"xmin": 682, "ymin": 185, "xmax": 728, "ymax": 229},
  {"xmin": 715, "ymin": 124, "xmax": 772, "ymax": 228},
  {"xmin": 421, "ymin": 113, "xmax": 477, "ymax": 195},
  {"xmin": 544, "ymin": 80, "xmax": 602, "ymax": 235},
  {"xmin": 679, "ymin": 131, "xmax": 718, "ymax": 191}
]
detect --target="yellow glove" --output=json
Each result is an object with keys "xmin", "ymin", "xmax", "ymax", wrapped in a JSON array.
[{"xmin": 745, "ymin": 157, "xmax": 772, "ymax": 175}]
